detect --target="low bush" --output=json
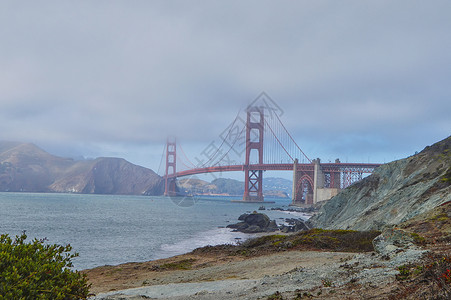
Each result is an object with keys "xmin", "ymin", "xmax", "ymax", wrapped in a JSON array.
[
  {"xmin": 0, "ymin": 232, "xmax": 90, "ymax": 299},
  {"xmin": 191, "ymin": 228, "xmax": 380, "ymax": 257},
  {"xmin": 292, "ymin": 229, "xmax": 380, "ymax": 252},
  {"xmin": 241, "ymin": 234, "xmax": 287, "ymax": 248}
]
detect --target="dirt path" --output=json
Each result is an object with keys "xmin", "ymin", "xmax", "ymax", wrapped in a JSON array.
[
  {"xmin": 84, "ymin": 250, "xmax": 352, "ymax": 295},
  {"xmin": 85, "ymin": 245, "xmax": 428, "ymax": 299}
]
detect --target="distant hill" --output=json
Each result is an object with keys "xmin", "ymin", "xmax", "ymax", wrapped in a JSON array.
[
  {"xmin": 178, "ymin": 176, "xmax": 291, "ymax": 198},
  {"xmin": 178, "ymin": 177, "xmax": 243, "ymax": 196},
  {"xmin": 309, "ymin": 136, "xmax": 451, "ymax": 231},
  {"xmin": 263, "ymin": 177, "xmax": 292, "ymax": 198},
  {"xmin": 0, "ymin": 141, "xmax": 163, "ymax": 195},
  {"xmin": 211, "ymin": 178, "xmax": 245, "ymax": 195},
  {"xmin": 178, "ymin": 178, "xmax": 217, "ymax": 195}
]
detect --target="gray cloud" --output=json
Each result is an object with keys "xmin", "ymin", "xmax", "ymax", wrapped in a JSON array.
[{"xmin": 0, "ymin": 1, "xmax": 450, "ymax": 170}]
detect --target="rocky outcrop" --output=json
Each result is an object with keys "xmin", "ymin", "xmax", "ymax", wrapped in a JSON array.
[
  {"xmin": 372, "ymin": 228, "xmax": 420, "ymax": 258},
  {"xmin": 0, "ymin": 141, "xmax": 164, "ymax": 195},
  {"xmin": 309, "ymin": 136, "xmax": 451, "ymax": 231},
  {"xmin": 279, "ymin": 218, "xmax": 310, "ymax": 233},
  {"xmin": 227, "ymin": 212, "xmax": 279, "ymax": 233}
]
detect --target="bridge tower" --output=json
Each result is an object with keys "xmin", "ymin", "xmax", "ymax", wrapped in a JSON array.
[
  {"xmin": 243, "ymin": 106, "xmax": 265, "ymax": 202},
  {"xmin": 164, "ymin": 137, "xmax": 177, "ymax": 196}
]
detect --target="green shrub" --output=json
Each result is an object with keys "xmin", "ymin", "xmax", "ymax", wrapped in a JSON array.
[
  {"xmin": 0, "ymin": 232, "xmax": 90, "ymax": 299},
  {"xmin": 239, "ymin": 234, "xmax": 284, "ymax": 249},
  {"xmin": 292, "ymin": 229, "xmax": 380, "ymax": 252},
  {"xmin": 410, "ymin": 232, "xmax": 426, "ymax": 245},
  {"xmin": 396, "ymin": 265, "xmax": 411, "ymax": 280}
]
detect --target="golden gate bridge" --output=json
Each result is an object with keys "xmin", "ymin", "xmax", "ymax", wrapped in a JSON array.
[{"xmin": 161, "ymin": 98, "xmax": 380, "ymax": 205}]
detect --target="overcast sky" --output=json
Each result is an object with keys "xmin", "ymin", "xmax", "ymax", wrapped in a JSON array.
[{"xmin": 1, "ymin": 1, "xmax": 450, "ymax": 177}]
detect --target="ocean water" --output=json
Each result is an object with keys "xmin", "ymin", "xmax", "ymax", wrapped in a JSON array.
[{"xmin": 0, "ymin": 193, "xmax": 308, "ymax": 270}]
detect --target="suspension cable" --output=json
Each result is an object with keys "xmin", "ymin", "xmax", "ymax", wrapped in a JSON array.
[
  {"xmin": 177, "ymin": 159, "xmax": 194, "ymax": 171},
  {"xmin": 264, "ymin": 118, "xmax": 295, "ymax": 162},
  {"xmin": 198, "ymin": 109, "xmax": 242, "ymax": 168},
  {"xmin": 178, "ymin": 143, "xmax": 196, "ymax": 168},
  {"xmin": 210, "ymin": 121, "xmax": 246, "ymax": 166},
  {"xmin": 274, "ymin": 114, "xmax": 311, "ymax": 163},
  {"xmin": 157, "ymin": 143, "xmax": 166, "ymax": 176}
]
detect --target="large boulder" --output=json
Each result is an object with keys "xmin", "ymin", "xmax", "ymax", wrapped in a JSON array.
[
  {"xmin": 244, "ymin": 213, "xmax": 270, "ymax": 228},
  {"xmin": 227, "ymin": 212, "xmax": 278, "ymax": 233},
  {"xmin": 267, "ymin": 220, "xmax": 279, "ymax": 232},
  {"xmin": 226, "ymin": 222, "xmax": 249, "ymax": 232},
  {"xmin": 280, "ymin": 218, "xmax": 311, "ymax": 233},
  {"xmin": 238, "ymin": 213, "xmax": 249, "ymax": 221}
]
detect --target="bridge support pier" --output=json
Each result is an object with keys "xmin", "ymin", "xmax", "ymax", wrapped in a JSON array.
[
  {"xmin": 292, "ymin": 158, "xmax": 340, "ymax": 206},
  {"xmin": 291, "ymin": 159, "xmax": 314, "ymax": 206},
  {"xmin": 313, "ymin": 158, "xmax": 340, "ymax": 204}
]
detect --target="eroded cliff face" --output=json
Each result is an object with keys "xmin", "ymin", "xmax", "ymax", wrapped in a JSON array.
[
  {"xmin": 0, "ymin": 142, "xmax": 164, "ymax": 195},
  {"xmin": 309, "ymin": 136, "xmax": 451, "ymax": 231},
  {"xmin": 49, "ymin": 158, "xmax": 164, "ymax": 195}
]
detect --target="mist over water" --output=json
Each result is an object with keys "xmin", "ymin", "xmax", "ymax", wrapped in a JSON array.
[{"xmin": 0, "ymin": 193, "xmax": 298, "ymax": 270}]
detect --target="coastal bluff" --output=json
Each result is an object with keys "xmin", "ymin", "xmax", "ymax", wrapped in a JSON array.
[
  {"xmin": 0, "ymin": 141, "xmax": 164, "ymax": 195},
  {"xmin": 309, "ymin": 136, "xmax": 451, "ymax": 231}
]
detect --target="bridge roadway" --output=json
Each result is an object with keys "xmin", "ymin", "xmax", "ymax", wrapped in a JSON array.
[{"xmin": 166, "ymin": 162, "xmax": 381, "ymax": 178}]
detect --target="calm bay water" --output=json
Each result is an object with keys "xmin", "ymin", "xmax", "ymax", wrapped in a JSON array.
[{"xmin": 0, "ymin": 193, "xmax": 304, "ymax": 270}]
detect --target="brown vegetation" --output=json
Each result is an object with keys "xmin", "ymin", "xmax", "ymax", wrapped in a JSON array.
[{"xmin": 192, "ymin": 229, "xmax": 380, "ymax": 257}]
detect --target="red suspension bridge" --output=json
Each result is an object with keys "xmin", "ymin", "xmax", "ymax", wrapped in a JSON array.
[{"xmin": 162, "ymin": 101, "xmax": 380, "ymax": 205}]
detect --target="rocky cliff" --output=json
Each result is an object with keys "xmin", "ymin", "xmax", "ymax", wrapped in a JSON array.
[
  {"xmin": 0, "ymin": 142, "xmax": 164, "ymax": 195},
  {"xmin": 309, "ymin": 136, "xmax": 451, "ymax": 231},
  {"xmin": 50, "ymin": 157, "xmax": 163, "ymax": 195}
]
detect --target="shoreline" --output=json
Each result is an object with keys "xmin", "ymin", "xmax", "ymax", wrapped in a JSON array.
[
  {"xmin": 83, "ymin": 201, "xmax": 450, "ymax": 299},
  {"xmin": 83, "ymin": 227, "xmax": 441, "ymax": 299},
  {"xmin": 91, "ymin": 208, "xmax": 310, "ymax": 270},
  {"xmin": 80, "ymin": 209, "xmax": 313, "ymax": 271}
]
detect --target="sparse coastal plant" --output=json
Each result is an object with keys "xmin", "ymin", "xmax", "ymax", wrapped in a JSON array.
[
  {"xmin": 396, "ymin": 265, "xmax": 411, "ymax": 280},
  {"xmin": 321, "ymin": 278, "xmax": 334, "ymax": 287},
  {"xmin": 424, "ymin": 255, "xmax": 451, "ymax": 298},
  {"xmin": 410, "ymin": 232, "xmax": 426, "ymax": 245},
  {"xmin": 266, "ymin": 291, "xmax": 284, "ymax": 299},
  {"xmin": 152, "ymin": 258, "xmax": 196, "ymax": 271},
  {"xmin": 0, "ymin": 231, "xmax": 90, "ymax": 299},
  {"xmin": 392, "ymin": 254, "xmax": 451, "ymax": 299}
]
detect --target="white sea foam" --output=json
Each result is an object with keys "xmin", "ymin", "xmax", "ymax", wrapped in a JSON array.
[{"xmin": 278, "ymin": 210, "xmax": 311, "ymax": 220}]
